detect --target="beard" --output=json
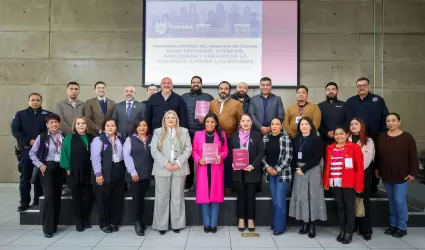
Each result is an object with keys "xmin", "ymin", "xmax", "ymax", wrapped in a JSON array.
[
  {"xmin": 219, "ymin": 93, "xmax": 230, "ymax": 100},
  {"xmin": 326, "ymin": 95, "xmax": 337, "ymax": 101},
  {"xmin": 236, "ymin": 91, "xmax": 247, "ymax": 99}
]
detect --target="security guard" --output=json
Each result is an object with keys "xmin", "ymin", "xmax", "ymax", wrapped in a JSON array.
[{"xmin": 11, "ymin": 93, "xmax": 53, "ymax": 212}]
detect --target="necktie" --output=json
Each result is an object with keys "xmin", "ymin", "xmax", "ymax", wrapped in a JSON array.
[
  {"xmin": 127, "ymin": 102, "xmax": 132, "ymax": 120},
  {"xmin": 100, "ymin": 100, "xmax": 107, "ymax": 114}
]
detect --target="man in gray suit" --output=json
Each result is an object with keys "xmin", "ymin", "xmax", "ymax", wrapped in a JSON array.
[
  {"xmin": 55, "ymin": 82, "xmax": 85, "ymax": 134},
  {"xmin": 249, "ymin": 77, "xmax": 285, "ymax": 136},
  {"xmin": 112, "ymin": 86, "xmax": 146, "ymax": 139}
]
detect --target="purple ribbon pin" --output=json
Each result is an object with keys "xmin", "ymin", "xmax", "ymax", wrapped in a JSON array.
[{"xmin": 103, "ymin": 144, "xmax": 108, "ymax": 151}]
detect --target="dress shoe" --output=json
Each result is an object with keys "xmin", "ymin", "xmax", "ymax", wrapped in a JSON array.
[
  {"xmin": 299, "ymin": 222, "xmax": 309, "ymax": 234},
  {"xmin": 210, "ymin": 227, "xmax": 217, "ymax": 233},
  {"xmin": 342, "ymin": 233, "xmax": 353, "ymax": 244},
  {"xmin": 204, "ymin": 226, "xmax": 210, "ymax": 233},
  {"xmin": 384, "ymin": 226, "xmax": 396, "ymax": 235},
  {"xmin": 135, "ymin": 221, "xmax": 144, "ymax": 236},
  {"xmin": 31, "ymin": 200, "xmax": 39, "ymax": 206},
  {"xmin": 76, "ymin": 224, "xmax": 84, "ymax": 232},
  {"xmin": 392, "ymin": 228, "xmax": 407, "ymax": 238},
  {"xmin": 17, "ymin": 204, "xmax": 29, "ymax": 212},
  {"xmin": 101, "ymin": 226, "xmax": 113, "ymax": 233},
  {"xmin": 273, "ymin": 231, "xmax": 284, "ymax": 236},
  {"xmin": 173, "ymin": 229, "xmax": 180, "ymax": 233},
  {"xmin": 238, "ymin": 227, "xmax": 245, "ymax": 232},
  {"xmin": 44, "ymin": 233, "xmax": 53, "ymax": 238},
  {"xmin": 308, "ymin": 223, "xmax": 316, "ymax": 238},
  {"xmin": 363, "ymin": 233, "xmax": 372, "ymax": 241},
  {"xmin": 159, "ymin": 230, "xmax": 166, "ymax": 235},
  {"xmin": 111, "ymin": 225, "xmax": 119, "ymax": 232},
  {"xmin": 248, "ymin": 227, "xmax": 255, "ymax": 232},
  {"xmin": 336, "ymin": 231, "xmax": 344, "ymax": 242}
]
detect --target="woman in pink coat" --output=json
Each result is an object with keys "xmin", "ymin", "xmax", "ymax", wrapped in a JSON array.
[{"xmin": 192, "ymin": 112, "xmax": 228, "ymax": 233}]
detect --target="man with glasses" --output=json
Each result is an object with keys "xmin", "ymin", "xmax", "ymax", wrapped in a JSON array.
[{"xmin": 347, "ymin": 77, "xmax": 389, "ymax": 193}]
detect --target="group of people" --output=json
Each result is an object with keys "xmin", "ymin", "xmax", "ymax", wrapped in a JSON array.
[{"xmin": 11, "ymin": 76, "xmax": 418, "ymax": 244}]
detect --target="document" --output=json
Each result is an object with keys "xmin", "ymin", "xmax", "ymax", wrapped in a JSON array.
[
  {"xmin": 203, "ymin": 143, "xmax": 218, "ymax": 164},
  {"xmin": 233, "ymin": 148, "xmax": 249, "ymax": 170},
  {"xmin": 195, "ymin": 101, "xmax": 210, "ymax": 119}
]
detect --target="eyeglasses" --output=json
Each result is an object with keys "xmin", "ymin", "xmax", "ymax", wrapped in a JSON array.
[{"xmin": 356, "ymin": 84, "xmax": 369, "ymax": 89}]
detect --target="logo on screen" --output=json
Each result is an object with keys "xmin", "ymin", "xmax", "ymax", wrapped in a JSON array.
[{"xmin": 155, "ymin": 23, "xmax": 167, "ymax": 35}]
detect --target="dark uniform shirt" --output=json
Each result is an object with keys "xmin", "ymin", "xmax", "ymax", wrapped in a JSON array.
[
  {"xmin": 231, "ymin": 94, "xmax": 251, "ymax": 113},
  {"xmin": 318, "ymin": 99, "xmax": 351, "ymax": 145},
  {"xmin": 346, "ymin": 93, "xmax": 389, "ymax": 141},
  {"xmin": 11, "ymin": 107, "xmax": 53, "ymax": 148}
]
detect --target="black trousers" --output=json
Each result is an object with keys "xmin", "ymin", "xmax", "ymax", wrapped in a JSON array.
[
  {"xmin": 41, "ymin": 162, "xmax": 63, "ymax": 234},
  {"xmin": 131, "ymin": 179, "xmax": 150, "ymax": 224},
  {"xmin": 356, "ymin": 167, "xmax": 373, "ymax": 234},
  {"xmin": 71, "ymin": 183, "xmax": 94, "ymax": 228},
  {"xmin": 96, "ymin": 180, "xmax": 125, "ymax": 228},
  {"xmin": 19, "ymin": 149, "xmax": 43, "ymax": 205},
  {"xmin": 236, "ymin": 182, "xmax": 256, "ymax": 220},
  {"xmin": 332, "ymin": 187, "xmax": 356, "ymax": 234}
]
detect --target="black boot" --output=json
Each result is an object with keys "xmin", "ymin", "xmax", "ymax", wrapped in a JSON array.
[
  {"xmin": 336, "ymin": 231, "xmax": 344, "ymax": 242},
  {"xmin": 384, "ymin": 226, "xmax": 396, "ymax": 235},
  {"xmin": 308, "ymin": 222, "xmax": 316, "ymax": 238},
  {"xmin": 299, "ymin": 222, "xmax": 309, "ymax": 234},
  {"xmin": 342, "ymin": 233, "xmax": 353, "ymax": 244}
]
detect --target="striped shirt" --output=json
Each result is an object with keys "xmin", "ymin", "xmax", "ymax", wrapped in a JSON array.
[{"xmin": 330, "ymin": 147, "xmax": 344, "ymax": 187}]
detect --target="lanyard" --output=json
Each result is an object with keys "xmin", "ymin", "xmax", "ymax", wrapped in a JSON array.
[
  {"xmin": 50, "ymin": 134, "xmax": 62, "ymax": 152},
  {"xmin": 298, "ymin": 103, "xmax": 307, "ymax": 116},
  {"xmin": 109, "ymin": 138, "xmax": 118, "ymax": 153},
  {"xmin": 298, "ymin": 136, "xmax": 309, "ymax": 152},
  {"xmin": 135, "ymin": 135, "xmax": 148, "ymax": 150}
]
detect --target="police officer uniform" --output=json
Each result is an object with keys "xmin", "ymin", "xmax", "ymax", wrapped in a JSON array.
[{"xmin": 11, "ymin": 107, "xmax": 52, "ymax": 211}]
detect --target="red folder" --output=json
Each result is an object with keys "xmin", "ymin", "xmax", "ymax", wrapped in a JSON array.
[
  {"xmin": 233, "ymin": 148, "xmax": 249, "ymax": 170},
  {"xmin": 203, "ymin": 143, "xmax": 218, "ymax": 164}
]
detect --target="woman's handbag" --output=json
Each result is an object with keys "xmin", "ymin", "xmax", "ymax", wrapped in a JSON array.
[{"xmin": 355, "ymin": 196, "xmax": 365, "ymax": 217}]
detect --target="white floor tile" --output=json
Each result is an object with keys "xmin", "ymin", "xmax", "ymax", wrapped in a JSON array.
[
  {"xmin": 0, "ymin": 219, "xmax": 36, "ymax": 230},
  {"xmin": 186, "ymin": 229, "xmax": 230, "ymax": 247},
  {"xmin": 0, "ymin": 246, "xmax": 47, "ymax": 250},
  {"xmin": 50, "ymin": 230, "xmax": 105, "ymax": 247},
  {"xmin": 230, "ymin": 230, "xmax": 276, "ymax": 248},
  {"xmin": 0, "ymin": 229, "xmax": 30, "ymax": 245},
  {"xmin": 315, "ymin": 227, "xmax": 368, "ymax": 248},
  {"xmin": 8, "ymin": 229, "xmax": 68, "ymax": 246},
  {"xmin": 357, "ymin": 228, "xmax": 414, "ymax": 249},
  {"xmin": 141, "ymin": 229, "xmax": 189, "ymax": 247},
  {"xmin": 139, "ymin": 247, "xmax": 185, "ymax": 250},
  {"xmin": 96, "ymin": 230, "xmax": 146, "ymax": 247},
  {"xmin": 46, "ymin": 247, "xmax": 92, "ymax": 250},
  {"xmin": 271, "ymin": 227, "xmax": 322, "ymax": 248}
]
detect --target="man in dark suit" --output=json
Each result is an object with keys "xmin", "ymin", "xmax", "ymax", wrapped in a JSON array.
[
  {"xmin": 83, "ymin": 81, "xmax": 116, "ymax": 135},
  {"xmin": 249, "ymin": 77, "xmax": 285, "ymax": 135},
  {"xmin": 112, "ymin": 86, "xmax": 146, "ymax": 138},
  {"xmin": 145, "ymin": 77, "xmax": 188, "ymax": 131}
]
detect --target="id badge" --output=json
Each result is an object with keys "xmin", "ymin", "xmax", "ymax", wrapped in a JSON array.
[
  {"xmin": 295, "ymin": 116, "xmax": 302, "ymax": 124},
  {"xmin": 297, "ymin": 152, "xmax": 302, "ymax": 160},
  {"xmin": 345, "ymin": 158, "xmax": 353, "ymax": 169},
  {"xmin": 54, "ymin": 153, "xmax": 61, "ymax": 162},
  {"xmin": 113, "ymin": 153, "xmax": 120, "ymax": 163}
]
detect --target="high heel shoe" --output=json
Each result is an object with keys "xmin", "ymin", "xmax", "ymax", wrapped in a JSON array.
[
  {"xmin": 238, "ymin": 219, "xmax": 245, "ymax": 232},
  {"xmin": 248, "ymin": 220, "xmax": 255, "ymax": 232}
]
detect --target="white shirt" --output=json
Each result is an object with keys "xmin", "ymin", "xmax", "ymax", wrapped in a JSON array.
[
  {"xmin": 167, "ymin": 127, "xmax": 181, "ymax": 167},
  {"xmin": 218, "ymin": 97, "xmax": 230, "ymax": 114},
  {"xmin": 97, "ymin": 96, "xmax": 106, "ymax": 102}
]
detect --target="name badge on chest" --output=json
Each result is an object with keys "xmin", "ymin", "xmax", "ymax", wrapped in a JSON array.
[
  {"xmin": 345, "ymin": 158, "xmax": 353, "ymax": 169},
  {"xmin": 295, "ymin": 116, "xmax": 302, "ymax": 124},
  {"xmin": 298, "ymin": 152, "xmax": 302, "ymax": 160},
  {"xmin": 113, "ymin": 153, "xmax": 120, "ymax": 163},
  {"xmin": 54, "ymin": 153, "xmax": 61, "ymax": 162}
]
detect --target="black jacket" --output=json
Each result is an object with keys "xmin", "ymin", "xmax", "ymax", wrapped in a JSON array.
[
  {"xmin": 231, "ymin": 130, "xmax": 264, "ymax": 183},
  {"xmin": 181, "ymin": 90, "xmax": 214, "ymax": 135},
  {"xmin": 292, "ymin": 135, "xmax": 323, "ymax": 173},
  {"xmin": 11, "ymin": 107, "xmax": 53, "ymax": 148},
  {"xmin": 231, "ymin": 94, "xmax": 251, "ymax": 113},
  {"xmin": 145, "ymin": 91, "xmax": 188, "ymax": 131},
  {"xmin": 346, "ymin": 93, "xmax": 389, "ymax": 140},
  {"xmin": 318, "ymin": 99, "xmax": 351, "ymax": 144}
]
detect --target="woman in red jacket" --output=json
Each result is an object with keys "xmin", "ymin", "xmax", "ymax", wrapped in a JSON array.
[{"xmin": 324, "ymin": 127, "xmax": 364, "ymax": 245}]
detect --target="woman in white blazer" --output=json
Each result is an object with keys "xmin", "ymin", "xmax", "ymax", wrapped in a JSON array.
[
  {"xmin": 151, "ymin": 110, "xmax": 192, "ymax": 235},
  {"xmin": 349, "ymin": 117, "xmax": 375, "ymax": 241}
]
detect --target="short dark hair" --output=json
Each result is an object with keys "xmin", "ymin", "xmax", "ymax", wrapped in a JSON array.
[
  {"xmin": 28, "ymin": 93, "xmax": 42, "ymax": 101},
  {"xmin": 146, "ymin": 84, "xmax": 158, "ymax": 91},
  {"xmin": 67, "ymin": 82, "xmax": 79, "ymax": 88},
  {"xmin": 356, "ymin": 77, "xmax": 370, "ymax": 84},
  {"xmin": 240, "ymin": 113, "xmax": 253, "ymax": 121},
  {"xmin": 191, "ymin": 76, "xmax": 203, "ymax": 84},
  {"xmin": 102, "ymin": 118, "xmax": 118, "ymax": 132},
  {"xmin": 219, "ymin": 81, "xmax": 231, "ymax": 89},
  {"xmin": 296, "ymin": 117, "xmax": 317, "ymax": 136},
  {"xmin": 260, "ymin": 77, "xmax": 272, "ymax": 83},
  {"xmin": 132, "ymin": 119, "xmax": 150, "ymax": 135},
  {"xmin": 325, "ymin": 82, "xmax": 338, "ymax": 90},
  {"xmin": 296, "ymin": 85, "xmax": 308, "ymax": 93},
  {"xmin": 388, "ymin": 112, "xmax": 401, "ymax": 121},
  {"xmin": 45, "ymin": 113, "xmax": 61, "ymax": 123},
  {"xmin": 94, "ymin": 81, "xmax": 106, "ymax": 89}
]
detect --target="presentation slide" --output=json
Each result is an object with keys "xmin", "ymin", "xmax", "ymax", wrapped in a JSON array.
[{"xmin": 144, "ymin": 0, "xmax": 298, "ymax": 87}]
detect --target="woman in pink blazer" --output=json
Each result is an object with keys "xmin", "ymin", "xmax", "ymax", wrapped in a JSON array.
[{"xmin": 192, "ymin": 112, "xmax": 228, "ymax": 233}]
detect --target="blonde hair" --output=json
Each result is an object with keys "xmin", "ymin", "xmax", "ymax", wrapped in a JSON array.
[
  {"xmin": 159, "ymin": 110, "xmax": 182, "ymax": 150},
  {"xmin": 72, "ymin": 116, "xmax": 90, "ymax": 134}
]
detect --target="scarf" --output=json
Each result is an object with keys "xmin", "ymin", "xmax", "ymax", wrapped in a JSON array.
[{"xmin": 238, "ymin": 128, "xmax": 250, "ymax": 147}]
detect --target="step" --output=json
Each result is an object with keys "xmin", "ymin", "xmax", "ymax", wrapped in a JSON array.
[{"xmin": 19, "ymin": 188, "xmax": 425, "ymax": 227}]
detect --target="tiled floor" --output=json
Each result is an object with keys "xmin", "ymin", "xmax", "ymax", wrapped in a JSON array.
[{"xmin": 2, "ymin": 186, "xmax": 425, "ymax": 250}]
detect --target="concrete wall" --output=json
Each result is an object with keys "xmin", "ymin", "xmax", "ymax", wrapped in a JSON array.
[{"xmin": 1, "ymin": 0, "xmax": 424, "ymax": 182}]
